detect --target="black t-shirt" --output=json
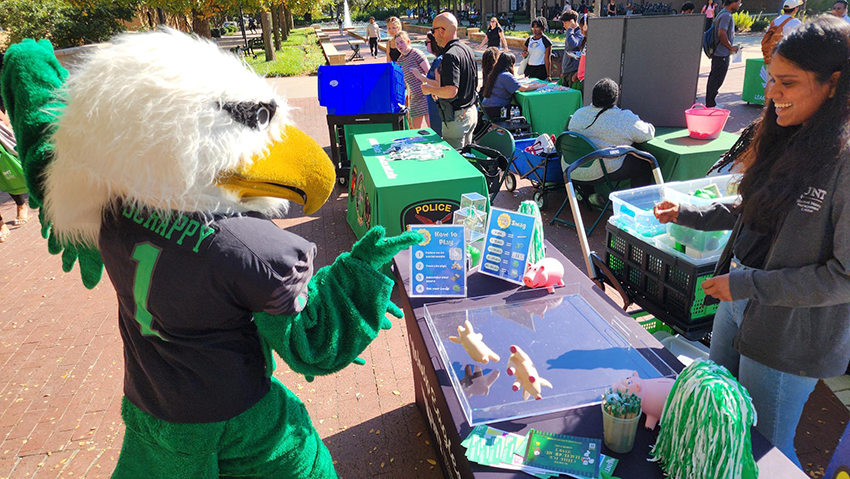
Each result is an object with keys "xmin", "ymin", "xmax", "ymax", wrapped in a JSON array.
[
  {"xmin": 733, "ymin": 223, "xmax": 774, "ymax": 269},
  {"xmin": 389, "ymin": 45, "xmax": 401, "ymax": 62},
  {"xmin": 440, "ymin": 39, "xmax": 478, "ymax": 110},
  {"xmin": 99, "ymin": 204, "xmax": 316, "ymax": 423},
  {"xmin": 486, "ymin": 26, "xmax": 502, "ymax": 47}
]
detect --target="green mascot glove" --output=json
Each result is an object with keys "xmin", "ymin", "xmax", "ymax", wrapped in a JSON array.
[
  {"xmin": 1, "ymin": 39, "xmax": 104, "ymax": 289},
  {"xmin": 254, "ymin": 226, "xmax": 423, "ymax": 381}
]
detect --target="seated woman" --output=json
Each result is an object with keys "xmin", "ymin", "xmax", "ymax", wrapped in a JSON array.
[
  {"xmin": 478, "ymin": 47, "xmax": 500, "ymax": 99},
  {"xmin": 567, "ymin": 78, "xmax": 655, "ymax": 188},
  {"xmin": 480, "ymin": 52, "xmax": 544, "ymax": 120}
]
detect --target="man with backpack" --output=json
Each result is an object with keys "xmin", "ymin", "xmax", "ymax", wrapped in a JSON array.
[
  {"xmin": 762, "ymin": 0, "xmax": 803, "ymax": 64},
  {"xmin": 705, "ymin": 0, "xmax": 741, "ymax": 108}
]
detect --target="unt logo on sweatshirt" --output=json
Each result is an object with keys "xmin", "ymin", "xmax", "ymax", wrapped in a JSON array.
[{"xmin": 797, "ymin": 186, "xmax": 827, "ymax": 213}]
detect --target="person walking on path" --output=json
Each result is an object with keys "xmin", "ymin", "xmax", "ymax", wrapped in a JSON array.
[
  {"xmin": 416, "ymin": 13, "xmax": 478, "ymax": 149},
  {"xmin": 654, "ymin": 16, "xmax": 850, "ymax": 471},
  {"xmin": 478, "ymin": 17, "xmax": 509, "ymax": 51},
  {"xmin": 702, "ymin": 0, "xmax": 717, "ymax": 30},
  {"xmin": 395, "ymin": 32, "xmax": 431, "ymax": 128},
  {"xmin": 705, "ymin": 0, "xmax": 741, "ymax": 108},
  {"xmin": 366, "ymin": 17, "xmax": 380, "ymax": 58}
]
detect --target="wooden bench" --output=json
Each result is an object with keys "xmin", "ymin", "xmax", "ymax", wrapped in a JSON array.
[{"xmin": 320, "ymin": 41, "xmax": 345, "ymax": 65}]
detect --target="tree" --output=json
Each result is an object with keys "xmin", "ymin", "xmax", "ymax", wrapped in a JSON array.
[
  {"xmin": 145, "ymin": 0, "xmax": 243, "ymax": 38},
  {"xmin": 0, "ymin": 0, "xmax": 140, "ymax": 49},
  {"xmin": 260, "ymin": 9, "xmax": 274, "ymax": 60}
]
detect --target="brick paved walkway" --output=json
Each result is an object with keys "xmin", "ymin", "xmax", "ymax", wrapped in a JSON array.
[{"xmin": 0, "ymin": 31, "xmax": 845, "ymax": 479}]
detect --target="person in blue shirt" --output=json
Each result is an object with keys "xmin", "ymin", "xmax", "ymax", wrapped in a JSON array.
[
  {"xmin": 425, "ymin": 32, "xmax": 444, "ymax": 135},
  {"xmin": 481, "ymin": 52, "xmax": 544, "ymax": 119},
  {"xmin": 560, "ymin": 11, "xmax": 584, "ymax": 85}
]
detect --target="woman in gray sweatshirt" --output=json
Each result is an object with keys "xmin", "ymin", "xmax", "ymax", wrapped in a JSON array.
[{"xmin": 654, "ymin": 16, "xmax": 850, "ymax": 470}]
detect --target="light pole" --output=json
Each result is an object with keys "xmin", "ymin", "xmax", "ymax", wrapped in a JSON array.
[{"xmin": 239, "ymin": 4, "xmax": 248, "ymax": 49}]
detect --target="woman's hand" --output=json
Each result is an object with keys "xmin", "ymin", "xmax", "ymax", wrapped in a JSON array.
[
  {"xmin": 653, "ymin": 200, "xmax": 680, "ymax": 224},
  {"xmin": 702, "ymin": 274, "xmax": 732, "ymax": 301},
  {"xmin": 412, "ymin": 68, "xmax": 427, "ymax": 81}
]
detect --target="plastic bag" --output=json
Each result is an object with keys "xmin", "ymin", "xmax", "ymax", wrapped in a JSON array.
[
  {"xmin": 525, "ymin": 133, "xmax": 556, "ymax": 155},
  {"xmin": 517, "ymin": 57, "xmax": 528, "ymax": 77}
]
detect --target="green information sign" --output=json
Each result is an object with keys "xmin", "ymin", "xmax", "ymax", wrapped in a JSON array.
[
  {"xmin": 742, "ymin": 58, "xmax": 767, "ymax": 106},
  {"xmin": 346, "ymin": 129, "xmax": 489, "ymax": 239}
]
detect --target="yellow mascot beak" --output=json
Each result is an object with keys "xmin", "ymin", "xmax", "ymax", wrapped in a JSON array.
[{"xmin": 216, "ymin": 126, "xmax": 335, "ymax": 215}]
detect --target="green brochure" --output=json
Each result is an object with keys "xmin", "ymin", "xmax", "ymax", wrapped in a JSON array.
[{"xmin": 523, "ymin": 429, "xmax": 602, "ymax": 478}]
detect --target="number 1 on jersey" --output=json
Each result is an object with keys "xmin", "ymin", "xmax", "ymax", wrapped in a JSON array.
[{"xmin": 131, "ymin": 243, "xmax": 165, "ymax": 340}]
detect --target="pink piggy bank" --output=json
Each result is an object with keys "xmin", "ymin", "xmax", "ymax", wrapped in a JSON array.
[
  {"xmin": 614, "ymin": 371, "xmax": 676, "ymax": 430},
  {"xmin": 523, "ymin": 258, "xmax": 565, "ymax": 293}
]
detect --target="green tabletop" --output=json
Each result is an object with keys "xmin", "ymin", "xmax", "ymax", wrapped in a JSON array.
[
  {"xmin": 514, "ymin": 83, "xmax": 583, "ymax": 136},
  {"xmin": 346, "ymin": 128, "xmax": 489, "ymax": 238},
  {"xmin": 636, "ymin": 127, "xmax": 740, "ymax": 182},
  {"xmin": 742, "ymin": 58, "xmax": 767, "ymax": 106}
]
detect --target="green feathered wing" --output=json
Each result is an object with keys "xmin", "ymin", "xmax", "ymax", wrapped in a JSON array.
[
  {"xmin": 1, "ymin": 39, "xmax": 104, "ymax": 289},
  {"xmin": 255, "ymin": 227, "xmax": 422, "ymax": 381}
]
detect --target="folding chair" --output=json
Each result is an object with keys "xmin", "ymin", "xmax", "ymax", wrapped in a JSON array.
[
  {"xmin": 551, "ymin": 131, "xmax": 659, "ymax": 235},
  {"xmin": 563, "ymin": 146, "xmax": 662, "ymax": 281},
  {"xmin": 347, "ymin": 40, "xmax": 365, "ymax": 62},
  {"xmin": 459, "ymin": 126, "xmax": 515, "ymax": 203}
]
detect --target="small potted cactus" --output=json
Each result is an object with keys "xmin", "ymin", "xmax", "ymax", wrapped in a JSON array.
[{"xmin": 601, "ymin": 387, "xmax": 642, "ymax": 453}]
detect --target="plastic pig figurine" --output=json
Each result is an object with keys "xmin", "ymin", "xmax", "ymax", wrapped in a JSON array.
[
  {"xmin": 614, "ymin": 371, "xmax": 676, "ymax": 430},
  {"xmin": 506, "ymin": 345, "xmax": 553, "ymax": 400},
  {"xmin": 523, "ymin": 258, "xmax": 565, "ymax": 293},
  {"xmin": 448, "ymin": 320, "xmax": 500, "ymax": 364}
]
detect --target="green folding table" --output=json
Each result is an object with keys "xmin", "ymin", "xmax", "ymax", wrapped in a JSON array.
[
  {"xmin": 514, "ymin": 83, "xmax": 583, "ymax": 136},
  {"xmin": 636, "ymin": 127, "xmax": 740, "ymax": 182},
  {"xmin": 346, "ymin": 128, "xmax": 489, "ymax": 238},
  {"xmin": 742, "ymin": 58, "xmax": 768, "ymax": 106}
]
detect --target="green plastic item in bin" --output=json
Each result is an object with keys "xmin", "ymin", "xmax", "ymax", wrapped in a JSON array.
[
  {"xmin": 468, "ymin": 243, "xmax": 481, "ymax": 268},
  {"xmin": 518, "ymin": 200, "xmax": 546, "ymax": 265}
]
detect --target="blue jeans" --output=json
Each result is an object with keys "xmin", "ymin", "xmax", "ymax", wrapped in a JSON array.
[{"xmin": 709, "ymin": 259, "xmax": 817, "ymax": 470}]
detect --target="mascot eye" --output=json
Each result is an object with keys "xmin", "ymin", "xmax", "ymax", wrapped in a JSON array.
[
  {"xmin": 217, "ymin": 100, "xmax": 277, "ymax": 130},
  {"xmin": 255, "ymin": 105, "xmax": 271, "ymax": 129}
]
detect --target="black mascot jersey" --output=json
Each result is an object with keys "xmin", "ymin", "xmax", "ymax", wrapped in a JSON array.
[{"xmin": 98, "ymin": 203, "xmax": 316, "ymax": 423}]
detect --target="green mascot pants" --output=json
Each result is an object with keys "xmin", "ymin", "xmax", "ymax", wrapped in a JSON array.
[{"xmin": 112, "ymin": 378, "xmax": 337, "ymax": 478}]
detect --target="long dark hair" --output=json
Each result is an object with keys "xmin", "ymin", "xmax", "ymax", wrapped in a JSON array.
[
  {"xmin": 585, "ymin": 78, "xmax": 619, "ymax": 128},
  {"xmin": 739, "ymin": 16, "xmax": 850, "ymax": 233},
  {"xmin": 483, "ymin": 52, "xmax": 516, "ymax": 98},
  {"xmin": 481, "ymin": 47, "xmax": 500, "ymax": 83}
]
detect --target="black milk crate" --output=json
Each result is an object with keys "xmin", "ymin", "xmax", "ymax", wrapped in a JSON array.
[
  {"xmin": 326, "ymin": 110, "xmax": 407, "ymax": 185},
  {"xmin": 605, "ymin": 223, "xmax": 718, "ymax": 338}
]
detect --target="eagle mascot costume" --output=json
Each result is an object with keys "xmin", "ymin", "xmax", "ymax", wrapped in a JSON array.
[{"xmin": 1, "ymin": 30, "xmax": 421, "ymax": 478}]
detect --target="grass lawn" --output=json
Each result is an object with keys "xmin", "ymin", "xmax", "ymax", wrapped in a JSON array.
[
  {"xmin": 504, "ymin": 30, "xmax": 566, "ymax": 42},
  {"xmin": 243, "ymin": 28, "xmax": 325, "ymax": 77}
]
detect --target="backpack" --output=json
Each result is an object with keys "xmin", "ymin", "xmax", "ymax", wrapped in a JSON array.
[
  {"xmin": 761, "ymin": 16, "xmax": 793, "ymax": 64},
  {"xmin": 702, "ymin": 23, "xmax": 717, "ymax": 58},
  {"xmin": 703, "ymin": 10, "xmax": 730, "ymax": 59}
]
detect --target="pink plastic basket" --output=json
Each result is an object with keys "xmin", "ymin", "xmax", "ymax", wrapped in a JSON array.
[{"xmin": 684, "ymin": 103, "xmax": 730, "ymax": 140}]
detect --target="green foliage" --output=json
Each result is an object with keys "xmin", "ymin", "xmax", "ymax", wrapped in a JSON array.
[
  {"xmin": 732, "ymin": 10, "xmax": 755, "ymax": 31},
  {"xmin": 0, "ymin": 0, "xmax": 139, "ymax": 49},
  {"xmin": 243, "ymin": 28, "xmax": 324, "ymax": 77},
  {"xmin": 351, "ymin": 7, "xmax": 407, "ymax": 22},
  {"xmin": 750, "ymin": 13, "xmax": 769, "ymax": 32},
  {"xmin": 505, "ymin": 30, "xmax": 565, "ymax": 42}
]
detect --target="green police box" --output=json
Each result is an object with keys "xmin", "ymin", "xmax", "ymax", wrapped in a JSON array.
[{"xmin": 346, "ymin": 129, "xmax": 489, "ymax": 239}]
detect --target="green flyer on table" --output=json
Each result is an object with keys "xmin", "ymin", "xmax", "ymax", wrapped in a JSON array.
[{"xmin": 523, "ymin": 429, "xmax": 602, "ymax": 477}]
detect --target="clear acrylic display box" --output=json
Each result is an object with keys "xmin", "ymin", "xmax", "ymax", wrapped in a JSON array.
[
  {"xmin": 423, "ymin": 285, "xmax": 677, "ymax": 425},
  {"xmin": 460, "ymin": 192, "xmax": 488, "ymax": 213},
  {"xmin": 453, "ymin": 206, "xmax": 487, "ymax": 243}
]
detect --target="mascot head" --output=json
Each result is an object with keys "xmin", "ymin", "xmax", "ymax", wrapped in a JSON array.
[{"xmin": 46, "ymin": 29, "xmax": 335, "ymax": 245}]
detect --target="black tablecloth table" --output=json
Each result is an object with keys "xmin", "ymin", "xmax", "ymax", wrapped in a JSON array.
[{"xmin": 392, "ymin": 241, "xmax": 805, "ymax": 479}]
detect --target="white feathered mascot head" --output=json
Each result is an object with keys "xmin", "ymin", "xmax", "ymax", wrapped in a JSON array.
[{"xmin": 45, "ymin": 29, "xmax": 335, "ymax": 245}]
